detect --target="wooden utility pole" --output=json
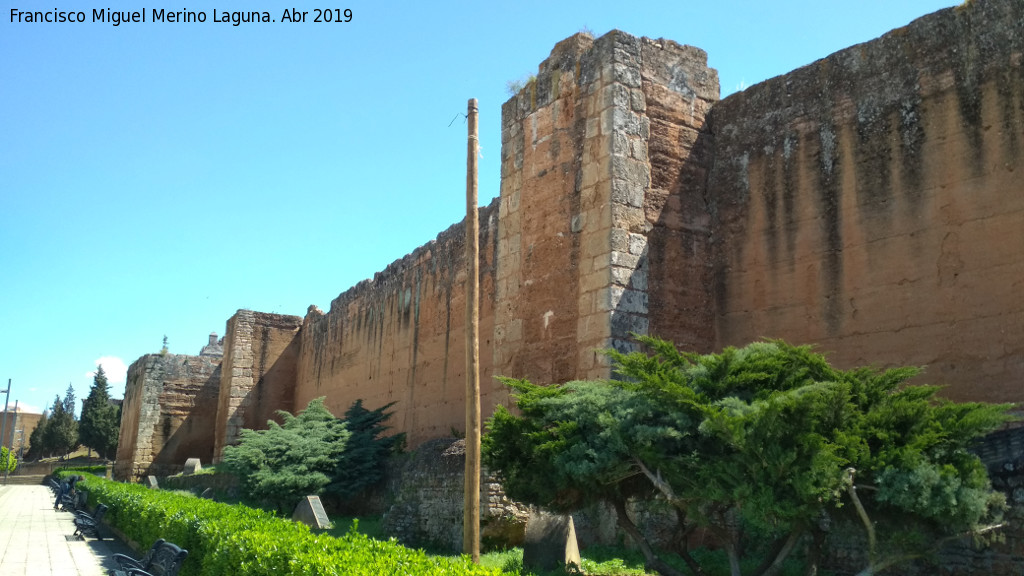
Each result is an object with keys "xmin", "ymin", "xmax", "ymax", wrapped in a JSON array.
[{"xmin": 463, "ymin": 98, "xmax": 481, "ymax": 562}]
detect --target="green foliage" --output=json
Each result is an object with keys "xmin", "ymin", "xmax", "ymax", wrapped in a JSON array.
[
  {"xmin": 43, "ymin": 389, "xmax": 79, "ymax": 458},
  {"xmin": 486, "ymin": 337, "xmax": 1014, "ymax": 576},
  {"xmin": 64, "ymin": 465, "xmax": 108, "ymax": 476},
  {"xmin": 79, "ymin": 365, "xmax": 121, "ymax": 460},
  {"xmin": 221, "ymin": 397, "xmax": 350, "ymax": 512},
  {"xmin": 59, "ymin": 472, "xmax": 498, "ymax": 576},
  {"xmin": 26, "ymin": 411, "xmax": 47, "ymax": 459},
  {"xmin": 325, "ymin": 516, "xmax": 385, "ymax": 540},
  {"xmin": 0, "ymin": 446, "xmax": 16, "ymax": 473},
  {"xmin": 484, "ymin": 379, "xmax": 672, "ymax": 512},
  {"xmin": 328, "ymin": 400, "xmax": 404, "ymax": 500}
]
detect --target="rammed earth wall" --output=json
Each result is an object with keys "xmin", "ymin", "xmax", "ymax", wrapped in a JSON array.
[
  {"xmin": 705, "ymin": 0, "xmax": 1024, "ymax": 403},
  {"xmin": 119, "ymin": 2, "xmax": 1022, "ymax": 530}
]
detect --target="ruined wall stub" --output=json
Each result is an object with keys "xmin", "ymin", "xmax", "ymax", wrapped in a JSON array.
[
  {"xmin": 213, "ymin": 310, "xmax": 302, "ymax": 461},
  {"xmin": 115, "ymin": 350, "xmax": 221, "ymax": 481},
  {"xmin": 705, "ymin": 0, "xmax": 1024, "ymax": 403}
]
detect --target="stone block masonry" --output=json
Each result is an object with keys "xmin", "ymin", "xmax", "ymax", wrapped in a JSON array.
[
  {"xmin": 115, "ymin": 348, "xmax": 221, "ymax": 480},
  {"xmin": 496, "ymin": 30, "xmax": 719, "ymax": 385},
  {"xmin": 213, "ymin": 310, "xmax": 302, "ymax": 461}
]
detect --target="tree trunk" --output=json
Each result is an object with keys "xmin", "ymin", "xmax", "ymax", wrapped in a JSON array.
[
  {"xmin": 724, "ymin": 539, "xmax": 742, "ymax": 576},
  {"xmin": 803, "ymin": 526, "xmax": 825, "ymax": 576},
  {"xmin": 671, "ymin": 508, "xmax": 706, "ymax": 576},
  {"xmin": 611, "ymin": 498, "xmax": 688, "ymax": 576},
  {"xmin": 754, "ymin": 528, "xmax": 803, "ymax": 576}
]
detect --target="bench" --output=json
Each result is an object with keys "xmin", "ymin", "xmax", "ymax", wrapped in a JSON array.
[
  {"xmin": 72, "ymin": 503, "xmax": 107, "ymax": 540},
  {"xmin": 61, "ymin": 489, "xmax": 89, "ymax": 513},
  {"xmin": 109, "ymin": 539, "xmax": 189, "ymax": 576}
]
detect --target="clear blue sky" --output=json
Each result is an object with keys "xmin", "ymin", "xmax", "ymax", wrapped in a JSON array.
[{"xmin": 1, "ymin": 0, "xmax": 957, "ymax": 415}]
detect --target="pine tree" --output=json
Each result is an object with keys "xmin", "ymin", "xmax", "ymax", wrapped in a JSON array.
[
  {"xmin": 329, "ymin": 400, "xmax": 404, "ymax": 500},
  {"xmin": 79, "ymin": 366, "xmax": 120, "ymax": 460},
  {"xmin": 62, "ymin": 383, "xmax": 76, "ymax": 416},
  {"xmin": 26, "ymin": 411, "xmax": 48, "ymax": 459},
  {"xmin": 44, "ymin": 390, "xmax": 78, "ymax": 459},
  {"xmin": 221, "ymin": 397, "xmax": 350, "ymax": 512}
]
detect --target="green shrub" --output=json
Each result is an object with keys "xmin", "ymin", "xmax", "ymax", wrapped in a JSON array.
[
  {"xmin": 63, "ymin": 465, "xmax": 107, "ymax": 476},
  {"xmin": 61, "ymin": 473, "xmax": 498, "ymax": 576},
  {"xmin": 0, "ymin": 447, "xmax": 16, "ymax": 473},
  {"xmin": 329, "ymin": 399, "xmax": 404, "ymax": 500},
  {"xmin": 221, "ymin": 397, "xmax": 350, "ymax": 512}
]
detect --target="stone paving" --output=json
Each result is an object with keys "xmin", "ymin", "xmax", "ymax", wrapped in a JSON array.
[{"xmin": 0, "ymin": 484, "xmax": 134, "ymax": 576}]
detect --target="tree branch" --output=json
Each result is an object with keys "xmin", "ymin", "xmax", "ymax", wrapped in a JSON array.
[
  {"xmin": 634, "ymin": 458, "xmax": 687, "ymax": 509},
  {"xmin": 611, "ymin": 497, "xmax": 688, "ymax": 576}
]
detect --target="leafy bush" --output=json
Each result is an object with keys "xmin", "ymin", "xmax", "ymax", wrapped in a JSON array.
[
  {"xmin": 0, "ymin": 446, "xmax": 16, "ymax": 473},
  {"xmin": 221, "ymin": 397, "xmax": 403, "ymax": 511},
  {"xmin": 485, "ymin": 337, "xmax": 1014, "ymax": 576},
  {"xmin": 64, "ymin": 465, "xmax": 107, "ymax": 476},
  {"xmin": 329, "ymin": 399, "xmax": 404, "ymax": 500},
  {"xmin": 221, "ymin": 397, "xmax": 350, "ymax": 512},
  {"xmin": 60, "ymin": 472, "xmax": 498, "ymax": 576}
]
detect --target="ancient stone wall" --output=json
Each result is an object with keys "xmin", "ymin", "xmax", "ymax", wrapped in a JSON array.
[
  {"xmin": 619, "ymin": 36, "xmax": 718, "ymax": 354},
  {"xmin": 293, "ymin": 210, "xmax": 502, "ymax": 447},
  {"xmin": 213, "ymin": 311, "xmax": 302, "ymax": 460},
  {"xmin": 290, "ymin": 31, "xmax": 717, "ymax": 446},
  {"xmin": 704, "ymin": 0, "xmax": 1024, "ymax": 403},
  {"xmin": 115, "ymin": 351, "xmax": 221, "ymax": 480},
  {"xmin": 382, "ymin": 438, "xmax": 530, "ymax": 552},
  {"xmin": 498, "ymin": 32, "xmax": 718, "ymax": 376}
]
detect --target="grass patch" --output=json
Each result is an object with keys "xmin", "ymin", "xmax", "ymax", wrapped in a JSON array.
[
  {"xmin": 476, "ymin": 544, "xmax": 824, "ymax": 576},
  {"xmin": 324, "ymin": 515, "xmax": 386, "ymax": 540}
]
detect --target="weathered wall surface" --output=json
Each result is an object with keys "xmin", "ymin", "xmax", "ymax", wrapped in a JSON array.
[
  {"xmin": 115, "ymin": 352, "xmax": 221, "ymax": 480},
  {"xmin": 498, "ymin": 32, "xmax": 718, "ymax": 379},
  {"xmin": 291, "ymin": 32, "xmax": 717, "ymax": 446},
  {"xmin": 0, "ymin": 410, "xmax": 42, "ymax": 454},
  {"xmin": 294, "ymin": 210, "xmax": 501, "ymax": 446},
  {"xmin": 705, "ymin": 0, "xmax": 1024, "ymax": 403},
  {"xmin": 382, "ymin": 438, "xmax": 530, "ymax": 552},
  {"xmin": 213, "ymin": 311, "xmax": 302, "ymax": 460},
  {"xmin": 627, "ymin": 38, "xmax": 718, "ymax": 354}
]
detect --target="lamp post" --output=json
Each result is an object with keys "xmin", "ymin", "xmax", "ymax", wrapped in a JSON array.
[{"xmin": 0, "ymin": 380, "xmax": 10, "ymax": 485}]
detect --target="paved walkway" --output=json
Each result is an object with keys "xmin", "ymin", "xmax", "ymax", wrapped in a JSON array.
[{"xmin": 0, "ymin": 484, "xmax": 135, "ymax": 576}]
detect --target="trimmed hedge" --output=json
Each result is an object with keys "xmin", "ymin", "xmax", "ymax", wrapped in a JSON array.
[
  {"xmin": 62, "ymin": 465, "xmax": 108, "ymax": 476},
  {"xmin": 56, "ymin": 472, "xmax": 497, "ymax": 576}
]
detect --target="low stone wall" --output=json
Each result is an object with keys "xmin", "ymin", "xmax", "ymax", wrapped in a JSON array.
[
  {"xmin": 379, "ymin": 437, "xmax": 680, "ymax": 552},
  {"xmin": 382, "ymin": 438, "xmax": 530, "ymax": 552}
]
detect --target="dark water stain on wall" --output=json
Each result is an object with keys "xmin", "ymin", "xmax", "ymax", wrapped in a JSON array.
[
  {"xmin": 816, "ymin": 120, "xmax": 844, "ymax": 335},
  {"xmin": 854, "ymin": 98, "xmax": 895, "ymax": 234},
  {"xmin": 781, "ymin": 132, "xmax": 800, "ymax": 266}
]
